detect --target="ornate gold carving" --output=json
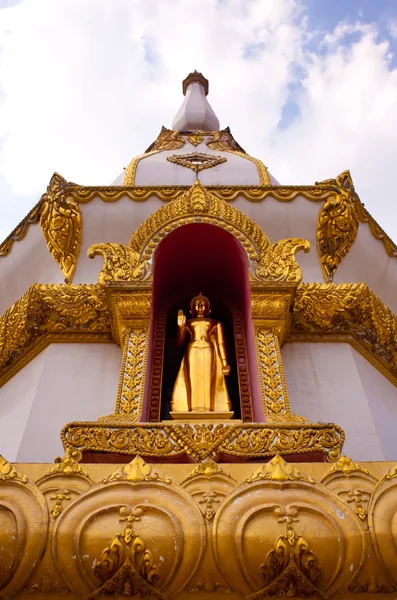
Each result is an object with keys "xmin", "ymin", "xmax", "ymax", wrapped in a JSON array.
[
  {"xmin": 62, "ymin": 422, "xmax": 345, "ymax": 462},
  {"xmin": 91, "ymin": 505, "xmax": 162, "ymax": 600},
  {"xmin": 69, "ymin": 183, "xmax": 333, "ymax": 205},
  {"xmin": 206, "ymin": 127, "xmax": 246, "ymax": 153},
  {"xmin": 256, "ymin": 506, "xmax": 322, "ymax": 597},
  {"xmin": 324, "ymin": 455, "xmax": 371, "ymax": 477},
  {"xmin": 187, "ymin": 132, "xmax": 205, "ymax": 146},
  {"xmin": 255, "ymin": 329, "xmax": 291, "ymax": 416},
  {"xmin": 291, "ymin": 283, "xmax": 397, "ymax": 381},
  {"xmin": 0, "ymin": 454, "xmax": 28, "ymax": 483},
  {"xmin": 50, "ymin": 489, "xmax": 71, "ymax": 519},
  {"xmin": 145, "ymin": 127, "xmax": 186, "ymax": 153},
  {"xmin": 183, "ymin": 70, "xmax": 209, "ymax": 95},
  {"xmin": 166, "ymin": 152, "xmax": 227, "ymax": 172},
  {"xmin": 89, "ymin": 181, "xmax": 308, "ymax": 286},
  {"xmin": 40, "ymin": 173, "xmax": 82, "ymax": 282},
  {"xmin": 103, "ymin": 455, "xmax": 171, "ymax": 484},
  {"xmin": 123, "ymin": 150, "xmax": 161, "ymax": 186},
  {"xmin": 1, "ymin": 459, "xmax": 397, "ymax": 597},
  {"xmin": 255, "ymin": 238, "xmax": 310, "ymax": 283},
  {"xmin": 317, "ymin": 173, "xmax": 359, "ymax": 281},
  {"xmin": 0, "ymin": 284, "xmax": 110, "ymax": 386},
  {"xmin": 88, "ymin": 243, "xmax": 147, "ymax": 285},
  {"xmin": 115, "ymin": 327, "xmax": 148, "ymax": 418},
  {"xmin": 248, "ymin": 454, "xmax": 315, "ymax": 483},
  {"xmin": 49, "ymin": 447, "xmax": 88, "ymax": 477}
]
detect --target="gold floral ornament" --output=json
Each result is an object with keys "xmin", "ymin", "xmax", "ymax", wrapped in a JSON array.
[
  {"xmin": 255, "ymin": 506, "xmax": 322, "ymax": 598},
  {"xmin": 166, "ymin": 152, "xmax": 227, "ymax": 172},
  {"xmin": 90, "ymin": 505, "xmax": 163, "ymax": 600},
  {"xmin": 247, "ymin": 454, "xmax": 315, "ymax": 484},
  {"xmin": 40, "ymin": 172, "xmax": 82, "ymax": 282},
  {"xmin": 317, "ymin": 171, "xmax": 359, "ymax": 282},
  {"xmin": 89, "ymin": 180, "xmax": 309, "ymax": 286},
  {"xmin": 87, "ymin": 243, "xmax": 147, "ymax": 285},
  {"xmin": 0, "ymin": 454, "xmax": 28, "ymax": 483}
]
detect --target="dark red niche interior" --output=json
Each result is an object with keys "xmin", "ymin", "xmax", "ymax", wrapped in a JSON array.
[{"xmin": 142, "ymin": 223, "xmax": 264, "ymax": 422}]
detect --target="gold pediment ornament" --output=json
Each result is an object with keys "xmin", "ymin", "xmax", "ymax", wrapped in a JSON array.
[
  {"xmin": 89, "ymin": 180, "xmax": 309, "ymax": 286},
  {"xmin": 166, "ymin": 152, "xmax": 227, "ymax": 172},
  {"xmin": 317, "ymin": 170, "xmax": 359, "ymax": 282},
  {"xmin": 247, "ymin": 454, "xmax": 315, "ymax": 483},
  {"xmin": 39, "ymin": 172, "xmax": 82, "ymax": 282}
]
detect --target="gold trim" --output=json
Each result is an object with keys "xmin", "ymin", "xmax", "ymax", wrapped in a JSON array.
[
  {"xmin": 166, "ymin": 152, "xmax": 227, "ymax": 172},
  {"xmin": 62, "ymin": 421, "xmax": 345, "ymax": 463},
  {"xmin": 89, "ymin": 181, "xmax": 308, "ymax": 286},
  {"xmin": 123, "ymin": 150, "xmax": 161, "ymax": 186},
  {"xmin": 229, "ymin": 150, "xmax": 271, "ymax": 185},
  {"xmin": 0, "ymin": 200, "xmax": 42, "ymax": 257}
]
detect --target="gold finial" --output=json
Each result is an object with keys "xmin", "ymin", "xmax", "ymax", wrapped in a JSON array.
[{"xmin": 183, "ymin": 70, "xmax": 209, "ymax": 96}]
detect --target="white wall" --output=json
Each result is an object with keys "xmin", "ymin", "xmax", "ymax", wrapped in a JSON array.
[
  {"xmin": 0, "ymin": 350, "xmax": 47, "ymax": 461},
  {"xmin": 0, "ymin": 343, "xmax": 121, "ymax": 462},
  {"xmin": 282, "ymin": 342, "xmax": 397, "ymax": 461}
]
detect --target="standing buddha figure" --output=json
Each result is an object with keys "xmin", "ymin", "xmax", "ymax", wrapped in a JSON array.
[{"xmin": 170, "ymin": 293, "xmax": 232, "ymax": 414}]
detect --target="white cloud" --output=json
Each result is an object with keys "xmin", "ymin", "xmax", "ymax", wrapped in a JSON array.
[{"xmin": 0, "ymin": 0, "xmax": 396, "ymax": 243}]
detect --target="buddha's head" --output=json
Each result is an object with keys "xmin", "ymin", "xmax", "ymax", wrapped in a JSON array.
[{"xmin": 190, "ymin": 292, "xmax": 211, "ymax": 318}]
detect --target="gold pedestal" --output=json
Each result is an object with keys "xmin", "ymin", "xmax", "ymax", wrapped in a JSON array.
[{"xmin": 170, "ymin": 410, "xmax": 234, "ymax": 420}]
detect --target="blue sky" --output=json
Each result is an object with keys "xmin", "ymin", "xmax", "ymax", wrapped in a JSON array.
[{"xmin": 0, "ymin": 0, "xmax": 397, "ymax": 243}]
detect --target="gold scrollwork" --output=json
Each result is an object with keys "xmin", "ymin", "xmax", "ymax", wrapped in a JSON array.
[
  {"xmin": 89, "ymin": 181, "xmax": 308, "ymax": 286},
  {"xmin": 256, "ymin": 506, "xmax": 322, "ymax": 597},
  {"xmin": 291, "ymin": 282, "xmax": 397, "ymax": 380},
  {"xmin": 40, "ymin": 173, "xmax": 82, "ymax": 282},
  {"xmin": 62, "ymin": 422, "xmax": 345, "ymax": 463},
  {"xmin": 254, "ymin": 329, "xmax": 291, "ymax": 416},
  {"xmin": 91, "ymin": 505, "xmax": 163, "ymax": 600},
  {"xmin": 115, "ymin": 327, "xmax": 149, "ymax": 418},
  {"xmin": 317, "ymin": 172, "xmax": 359, "ymax": 281},
  {"xmin": 0, "ymin": 284, "xmax": 110, "ymax": 385}
]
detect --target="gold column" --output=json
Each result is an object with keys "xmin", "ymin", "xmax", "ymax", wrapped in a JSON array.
[
  {"xmin": 251, "ymin": 288, "xmax": 304, "ymax": 422},
  {"xmin": 103, "ymin": 286, "xmax": 152, "ymax": 423},
  {"xmin": 115, "ymin": 326, "xmax": 149, "ymax": 419},
  {"xmin": 254, "ymin": 327, "xmax": 290, "ymax": 417}
]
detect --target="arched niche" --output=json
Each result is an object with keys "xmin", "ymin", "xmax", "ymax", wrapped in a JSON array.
[{"xmin": 141, "ymin": 223, "xmax": 261, "ymax": 422}]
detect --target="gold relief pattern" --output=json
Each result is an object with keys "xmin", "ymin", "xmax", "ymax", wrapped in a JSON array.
[
  {"xmin": 256, "ymin": 506, "xmax": 322, "ymax": 598},
  {"xmin": 324, "ymin": 455, "xmax": 372, "ymax": 477},
  {"xmin": 247, "ymin": 454, "xmax": 315, "ymax": 484},
  {"xmin": 0, "ymin": 284, "xmax": 110, "ymax": 385},
  {"xmin": 103, "ymin": 455, "xmax": 171, "ymax": 484},
  {"xmin": 115, "ymin": 328, "xmax": 148, "ymax": 418},
  {"xmin": 88, "ymin": 181, "xmax": 308, "ymax": 286},
  {"xmin": 255, "ymin": 329, "xmax": 291, "ymax": 416},
  {"xmin": 0, "ymin": 455, "xmax": 28, "ymax": 483},
  {"xmin": 144, "ymin": 126, "xmax": 186, "ymax": 153},
  {"xmin": 2, "ymin": 458, "xmax": 397, "ymax": 597},
  {"xmin": 167, "ymin": 152, "xmax": 227, "ymax": 172},
  {"xmin": 317, "ymin": 189, "xmax": 359, "ymax": 282},
  {"xmin": 68, "ymin": 183, "xmax": 333, "ymax": 205},
  {"xmin": 40, "ymin": 172, "xmax": 82, "ymax": 282},
  {"xmin": 52, "ymin": 455, "xmax": 205, "ymax": 599},
  {"xmin": 187, "ymin": 132, "xmax": 205, "ymax": 146},
  {"xmin": 88, "ymin": 242, "xmax": 147, "ymax": 285},
  {"xmin": 256, "ymin": 238, "xmax": 310, "ymax": 283},
  {"xmin": 91, "ymin": 506, "xmax": 163, "ymax": 600},
  {"xmin": 62, "ymin": 422, "xmax": 345, "ymax": 462},
  {"xmin": 48, "ymin": 447, "xmax": 88, "ymax": 477},
  {"xmin": 206, "ymin": 128, "xmax": 246, "ymax": 153},
  {"xmin": 49, "ymin": 489, "xmax": 71, "ymax": 519},
  {"xmin": 291, "ymin": 283, "xmax": 397, "ymax": 380}
]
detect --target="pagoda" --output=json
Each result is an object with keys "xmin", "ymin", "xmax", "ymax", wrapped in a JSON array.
[{"xmin": 0, "ymin": 71, "xmax": 397, "ymax": 598}]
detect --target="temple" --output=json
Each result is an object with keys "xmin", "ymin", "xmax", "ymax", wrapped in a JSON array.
[{"xmin": 0, "ymin": 70, "xmax": 397, "ymax": 598}]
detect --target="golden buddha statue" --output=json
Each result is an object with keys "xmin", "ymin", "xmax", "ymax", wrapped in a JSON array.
[{"xmin": 170, "ymin": 293, "xmax": 232, "ymax": 417}]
